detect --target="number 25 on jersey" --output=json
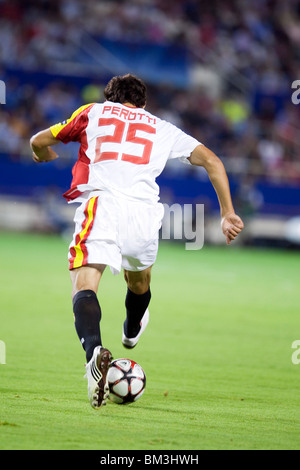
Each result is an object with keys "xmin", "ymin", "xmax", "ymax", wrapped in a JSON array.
[{"xmin": 95, "ymin": 118, "xmax": 156, "ymax": 165}]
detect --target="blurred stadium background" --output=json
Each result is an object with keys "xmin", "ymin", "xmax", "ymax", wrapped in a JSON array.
[{"xmin": 0, "ymin": 0, "xmax": 300, "ymax": 246}]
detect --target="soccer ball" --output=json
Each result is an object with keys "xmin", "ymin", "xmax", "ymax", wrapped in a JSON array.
[{"xmin": 107, "ymin": 358, "xmax": 146, "ymax": 404}]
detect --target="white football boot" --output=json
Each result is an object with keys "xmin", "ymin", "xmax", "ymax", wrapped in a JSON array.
[
  {"xmin": 84, "ymin": 346, "xmax": 113, "ymax": 409},
  {"xmin": 122, "ymin": 308, "xmax": 149, "ymax": 349}
]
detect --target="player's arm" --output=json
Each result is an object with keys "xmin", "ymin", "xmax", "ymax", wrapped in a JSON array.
[
  {"xmin": 30, "ymin": 128, "xmax": 60, "ymax": 163},
  {"xmin": 188, "ymin": 145, "xmax": 244, "ymax": 244}
]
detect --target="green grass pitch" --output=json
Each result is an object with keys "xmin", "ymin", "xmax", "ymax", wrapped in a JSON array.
[{"xmin": 0, "ymin": 231, "xmax": 300, "ymax": 450}]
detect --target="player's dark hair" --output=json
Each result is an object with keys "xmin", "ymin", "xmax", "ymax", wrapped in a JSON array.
[{"xmin": 104, "ymin": 74, "xmax": 147, "ymax": 108}]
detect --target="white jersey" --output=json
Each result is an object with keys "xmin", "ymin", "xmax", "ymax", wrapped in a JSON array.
[{"xmin": 50, "ymin": 101, "xmax": 201, "ymax": 204}]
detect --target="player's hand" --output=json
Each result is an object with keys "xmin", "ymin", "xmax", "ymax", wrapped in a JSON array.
[
  {"xmin": 32, "ymin": 147, "xmax": 58, "ymax": 163},
  {"xmin": 32, "ymin": 152, "xmax": 43, "ymax": 163},
  {"xmin": 221, "ymin": 213, "xmax": 244, "ymax": 245}
]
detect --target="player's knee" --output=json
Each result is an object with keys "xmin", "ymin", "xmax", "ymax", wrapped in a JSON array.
[
  {"xmin": 70, "ymin": 265, "xmax": 104, "ymax": 299},
  {"xmin": 124, "ymin": 268, "xmax": 151, "ymax": 294},
  {"xmin": 126, "ymin": 279, "xmax": 150, "ymax": 295}
]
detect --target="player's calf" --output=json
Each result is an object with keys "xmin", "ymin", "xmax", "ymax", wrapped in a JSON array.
[{"xmin": 73, "ymin": 289, "xmax": 102, "ymax": 362}]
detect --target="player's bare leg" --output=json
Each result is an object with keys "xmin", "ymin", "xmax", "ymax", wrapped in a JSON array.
[
  {"xmin": 122, "ymin": 266, "xmax": 152, "ymax": 348},
  {"xmin": 70, "ymin": 263, "xmax": 106, "ymax": 298},
  {"xmin": 124, "ymin": 266, "xmax": 152, "ymax": 295},
  {"xmin": 70, "ymin": 264, "xmax": 112, "ymax": 408}
]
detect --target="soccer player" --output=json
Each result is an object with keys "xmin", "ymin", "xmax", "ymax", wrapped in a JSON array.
[{"xmin": 30, "ymin": 74, "xmax": 244, "ymax": 409}]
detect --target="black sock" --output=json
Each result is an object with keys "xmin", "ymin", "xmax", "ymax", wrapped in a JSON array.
[
  {"xmin": 124, "ymin": 288, "xmax": 151, "ymax": 338},
  {"xmin": 73, "ymin": 290, "xmax": 102, "ymax": 362}
]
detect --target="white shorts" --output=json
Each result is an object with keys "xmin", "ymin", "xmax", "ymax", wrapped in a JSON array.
[{"xmin": 68, "ymin": 193, "xmax": 164, "ymax": 275}]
